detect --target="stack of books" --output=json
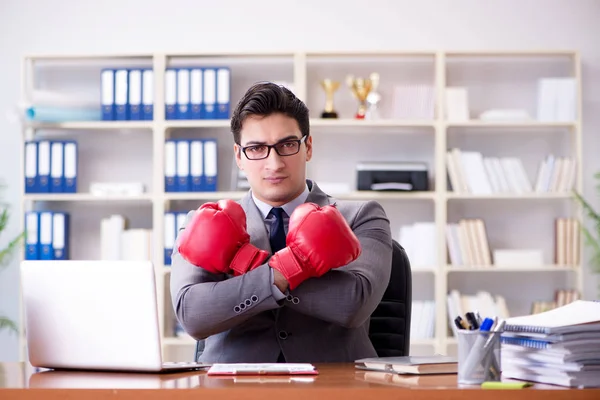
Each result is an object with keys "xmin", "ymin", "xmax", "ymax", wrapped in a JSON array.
[{"xmin": 500, "ymin": 300, "xmax": 600, "ymax": 388}]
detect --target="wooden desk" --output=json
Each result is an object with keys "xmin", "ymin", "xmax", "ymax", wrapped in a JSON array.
[{"xmin": 1, "ymin": 362, "xmax": 598, "ymax": 399}]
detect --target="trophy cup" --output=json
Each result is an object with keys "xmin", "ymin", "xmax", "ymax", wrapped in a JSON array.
[
  {"xmin": 346, "ymin": 74, "xmax": 374, "ymax": 119},
  {"xmin": 365, "ymin": 73, "xmax": 381, "ymax": 120},
  {"xmin": 320, "ymin": 79, "xmax": 340, "ymax": 118}
]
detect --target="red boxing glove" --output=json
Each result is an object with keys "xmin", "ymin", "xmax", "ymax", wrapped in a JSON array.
[
  {"xmin": 268, "ymin": 203, "xmax": 361, "ymax": 290},
  {"xmin": 177, "ymin": 199, "xmax": 268, "ymax": 276}
]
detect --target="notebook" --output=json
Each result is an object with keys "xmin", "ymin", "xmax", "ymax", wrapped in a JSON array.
[
  {"xmin": 355, "ymin": 356, "xmax": 458, "ymax": 375},
  {"xmin": 503, "ymin": 300, "xmax": 600, "ymax": 335}
]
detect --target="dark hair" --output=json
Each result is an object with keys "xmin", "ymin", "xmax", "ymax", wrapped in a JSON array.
[{"xmin": 230, "ymin": 82, "xmax": 310, "ymax": 144}]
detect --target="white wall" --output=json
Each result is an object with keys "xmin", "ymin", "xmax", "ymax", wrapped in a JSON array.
[{"xmin": 1, "ymin": 0, "xmax": 599, "ymax": 360}]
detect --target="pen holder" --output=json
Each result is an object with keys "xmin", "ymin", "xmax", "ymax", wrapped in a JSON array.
[{"xmin": 457, "ymin": 330, "xmax": 502, "ymax": 385}]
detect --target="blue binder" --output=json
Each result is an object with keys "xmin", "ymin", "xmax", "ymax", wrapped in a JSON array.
[
  {"xmin": 37, "ymin": 140, "xmax": 51, "ymax": 193},
  {"xmin": 114, "ymin": 69, "xmax": 129, "ymax": 121},
  {"xmin": 165, "ymin": 69, "xmax": 177, "ymax": 120},
  {"xmin": 176, "ymin": 68, "xmax": 191, "ymax": 120},
  {"xmin": 50, "ymin": 141, "xmax": 65, "ymax": 193},
  {"xmin": 190, "ymin": 68, "xmax": 204, "ymax": 119},
  {"xmin": 24, "ymin": 212, "xmax": 39, "ymax": 260},
  {"xmin": 128, "ymin": 69, "xmax": 143, "ymax": 120},
  {"xmin": 24, "ymin": 141, "xmax": 38, "ymax": 193},
  {"xmin": 176, "ymin": 140, "xmax": 191, "ymax": 192},
  {"xmin": 203, "ymin": 139, "xmax": 218, "ymax": 191},
  {"xmin": 63, "ymin": 141, "xmax": 77, "ymax": 193},
  {"xmin": 164, "ymin": 212, "xmax": 176, "ymax": 266},
  {"xmin": 39, "ymin": 212, "xmax": 53, "ymax": 260},
  {"xmin": 52, "ymin": 212, "xmax": 69, "ymax": 260},
  {"xmin": 142, "ymin": 69, "xmax": 154, "ymax": 120},
  {"xmin": 203, "ymin": 68, "xmax": 217, "ymax": 119},
  {"xmin": 216, "ymin": 67, "xmax": 231, "ymax": 119},
  {"xmin": 101, "ymin": 69, "xmax": 115, "ymax": 121},
  {"xmin": 164, "ymin": 140, "xmax": 177, "ymax": 192},
  {"xmin": 190, "ymin": 140, "xmax": 204, "ymax": 191}
]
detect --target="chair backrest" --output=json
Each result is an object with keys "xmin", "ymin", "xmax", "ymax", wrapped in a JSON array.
[
  {"xmin": 367, "ymin": 239, "xmax": 412, "ymax": 357},
  {"xmin": 194, "ymin": 239, "xmax": 413, "ymax": 361}
]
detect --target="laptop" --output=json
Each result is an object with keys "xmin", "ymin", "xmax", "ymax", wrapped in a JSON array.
[{"xmin": 20, "ymin": 260, "xmax": 210, "ymax": 373}]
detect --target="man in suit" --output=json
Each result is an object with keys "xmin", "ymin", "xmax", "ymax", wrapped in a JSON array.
[{"xmin": 170, "ymin": 82, "xmax": 393, "ymax": 363}]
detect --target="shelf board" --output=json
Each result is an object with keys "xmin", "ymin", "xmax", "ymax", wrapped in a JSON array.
[
  {"xmin": 411, "ymin": 267, "xmax": 438, "ymax": 273},
  {"xmin": 26, "ymin": 121, "xmax": 154, "ymax": 130},
  {"xmin": 310, "ymin": 119, "xmax": 435, "ymax": 128},
  {"xmin": 410, "ymin": 338, "xmax": 437, "ymax": 346},
  {"xmin": 164, "ymin": 191, "xmax": 436, "ymax": 201},
  {"xmin": 446, "ymin": 120, "xmax": 576, "ymax": 129},
  {"xmin": 163, "ymin": 336, "xmax": 196, "ymax": 346},
  {"xmin": 23, "ymin": 193, "xmax": 153, "ymax": 202},
  {"xmin": 446, "ymin": 192, "xmax": 572, "ymax": 200},
  {"xmin": 165, "ymin": 120, "xmax": 230, "ymax": 129},
  {"xmin": 336, "ymin": 191, "xmax": 435, "ymax": 200},
  {"xmin": 445, "ymin": 50, "xmax": 576, "ymax": 57},
  {"xmin": 164, "ymin": 119, "xmax": 436, "ymax": 130},
  {"xmin": 164, "ymin": 191, "xmax": 246, "ymax": 201},
  {"xmin": 446, "ymin": 265, "xmax": 579, "ymax": 272}
]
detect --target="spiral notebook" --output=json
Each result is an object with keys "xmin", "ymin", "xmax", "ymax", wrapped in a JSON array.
[{"xmin": 503, "ymin": 300, "xmax": 600, "ymax": 335}]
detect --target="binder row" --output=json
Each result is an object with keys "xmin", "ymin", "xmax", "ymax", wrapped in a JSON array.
[
  {"xmin": 165, "ymin": 67, "xmax": 231, "ymax": 120},
  {"xmin": 101, "ymin": 68, "xmax": 154, "ymax": 121},
  {"xmin": 164, "ymin": 211, "xmax": 188, "ymax": 266},
  {"xmin": 24, "ymin": 211, "xmax": 70, "ymax": 260},
  {"xmin": 25, "ymin": 140, "xmax": 78, "ymax": 193},
  {"xmin": 165, "ymin": 139, "xmax": 218, "ymax": 192}
]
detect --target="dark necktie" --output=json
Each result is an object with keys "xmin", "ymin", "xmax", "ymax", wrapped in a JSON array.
[{"xmin": 269, "ymin": 207, "xmax": 287, "ymax": 253}]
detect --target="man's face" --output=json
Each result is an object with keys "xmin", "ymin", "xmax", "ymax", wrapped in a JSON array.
[{"xmin": 234, "ymin": 113, "xmax": 312, "ymax": 207}]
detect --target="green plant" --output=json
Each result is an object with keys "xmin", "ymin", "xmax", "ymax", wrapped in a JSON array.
[
  {"xmin": 0, "ymin": 184, "xmax": 24, "ymax": 335},
  {"xmin": 573, "ymin": 172, "xmax": 600, "ymax": 296}
]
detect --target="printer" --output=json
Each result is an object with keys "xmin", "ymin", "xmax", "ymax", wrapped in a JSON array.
[{"xmin": 356, "ymin": 162, "xmax": 429, "ymax": 191}]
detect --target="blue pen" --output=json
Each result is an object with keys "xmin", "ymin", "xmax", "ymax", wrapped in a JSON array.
[{"xmin": 479, "ymin": 318, "xmax": 494, "ymax": 332}]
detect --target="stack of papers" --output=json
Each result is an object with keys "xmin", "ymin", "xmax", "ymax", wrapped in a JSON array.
[
  {"xmin": 501, "ymin": 300, "xmax": 600, "ymax": 388},
  {"xmin": 206, "ymin": 363, "xmax": 318, "ymax": 376}
]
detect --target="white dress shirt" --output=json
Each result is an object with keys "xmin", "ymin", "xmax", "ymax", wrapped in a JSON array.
[{"xmin": 251, "ymin": 184, "xmax": 310, "ymax": 299}]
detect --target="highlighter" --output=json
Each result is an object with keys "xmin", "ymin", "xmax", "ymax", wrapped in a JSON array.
[{"xmin": 482, "ymin": 381, "xmax": 533, "ymax": 389}]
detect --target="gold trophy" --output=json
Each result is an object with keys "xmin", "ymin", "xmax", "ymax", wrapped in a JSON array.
[
  {"xmin": 320, "ymin": 79, "xmax": 340, "ymax": 118},
  {"xmin": 365, "ymin": 73, "xmax": 381, "ymax": 120},
  {"xmin": 346, "ymin": 74, "xmax": 375, "ymax": 119}
]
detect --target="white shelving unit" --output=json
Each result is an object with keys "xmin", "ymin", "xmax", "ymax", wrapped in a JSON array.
[{"xmin": 18, "ymin": 50, "xmax": 583, "ymax": 361}]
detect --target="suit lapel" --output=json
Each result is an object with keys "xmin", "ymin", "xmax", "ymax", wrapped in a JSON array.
[{"xmin": 305, "ymin": 180, "xmax": 332, "ymax": 207}]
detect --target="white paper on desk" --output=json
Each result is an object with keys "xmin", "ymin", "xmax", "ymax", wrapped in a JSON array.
[{"xmin": 207, "ymin": 363, "xmax": 318, "ymax": 375}]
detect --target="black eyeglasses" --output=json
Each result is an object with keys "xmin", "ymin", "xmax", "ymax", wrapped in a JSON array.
[{"xmin": 240, "ymin": 135, "xmax": 307, "ymax": 160}]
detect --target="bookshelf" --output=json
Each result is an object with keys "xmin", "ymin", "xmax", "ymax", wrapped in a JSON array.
[{"xmin": 18, "ymin": 50, "xmax": 583, "ymax": 361}]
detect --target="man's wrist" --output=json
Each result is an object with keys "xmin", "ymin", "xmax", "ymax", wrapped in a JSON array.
[{"xmin": 272, "ymin": 268, "xmax": 289, "ymax": 293}]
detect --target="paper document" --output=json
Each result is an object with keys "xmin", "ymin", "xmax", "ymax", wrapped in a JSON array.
[{"xmin": 207, "ymin": 363, "xmax": 318, "ymax": 375}]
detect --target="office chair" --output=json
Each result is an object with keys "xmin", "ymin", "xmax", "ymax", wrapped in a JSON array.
[
  {"xmin": 367, "ymin": 239, "xmax": 412, "ymax": 357},
  {"xmin": 194, "ymin": 239, "xmax": 412, "ymax": 361}
]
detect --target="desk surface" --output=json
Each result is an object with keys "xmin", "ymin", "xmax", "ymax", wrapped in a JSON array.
[{"xmin": 1, "ymin": 362, "xmax": 598, "ymax": 399}]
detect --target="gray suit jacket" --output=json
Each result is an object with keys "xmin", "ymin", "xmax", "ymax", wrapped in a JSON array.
[{"xmin": 170, "ymin": 180, "xmax": 392, "ymax": 363}]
